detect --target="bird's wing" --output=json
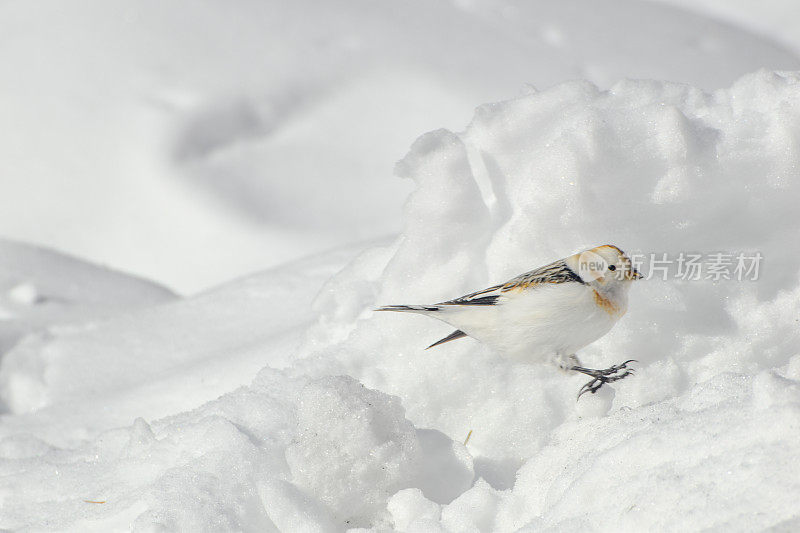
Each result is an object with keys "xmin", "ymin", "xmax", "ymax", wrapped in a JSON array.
[
  {"xmin": 498, "ymin": 258, "xmax": 585, "ymax": 291},
  {"xmin": 436, "ymin": 258, "xmax": 584, "ymax": 306},
  {"xmin": 435, "ymin": 283, "xmax": 505, "ymax": 306}
]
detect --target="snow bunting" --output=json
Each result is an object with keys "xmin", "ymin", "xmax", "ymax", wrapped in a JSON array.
[{"xmin": 377, "ymin": 244, "xmax": 642, "ymax": 398}]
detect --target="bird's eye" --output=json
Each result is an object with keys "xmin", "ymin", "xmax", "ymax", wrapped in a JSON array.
[{"xmin": 608, "ymin": 265, "xmax": 617, "ymax": 271}]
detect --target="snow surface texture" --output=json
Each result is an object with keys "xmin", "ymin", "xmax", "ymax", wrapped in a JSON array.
[
  {"xmin": 1, "ymin": 0, "xmax": 798, "ymax": 292},
  {"xmin": 2, "ymin": 70, "xmax": 800, "ymax": 531},
  {"xmin": 0, "ymin": 239, "xmax": 175, "ymax": 359}
]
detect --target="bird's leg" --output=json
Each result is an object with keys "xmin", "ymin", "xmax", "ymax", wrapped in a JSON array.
[
  {"xmin": 570, "ymin": 359, "xmax": 637, "ymax": 399},
  {"xmin": 554, "ymin": 353, "xmax": 583, "ymax": 372}
]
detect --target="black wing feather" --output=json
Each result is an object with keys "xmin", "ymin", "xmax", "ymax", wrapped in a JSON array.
[
  {"xmin": 426, "ymin": 329, "xmax": 468, "ymax": 349},
  {"xmin": 436, "ymin": 258, "xmax": 584, "ymax": 307}
]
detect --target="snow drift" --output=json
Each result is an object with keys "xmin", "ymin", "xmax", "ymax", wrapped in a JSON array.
[
  {"xmin": 0, "ymin": 239, "xmax": 174, "ymax": 358},
  {"xmin": 2, "ymin": 70, "xmax": 800, "ymax": 530}
]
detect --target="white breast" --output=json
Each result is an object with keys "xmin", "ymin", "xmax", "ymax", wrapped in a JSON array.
[{"xmin": 443, "ymin": 282, "xmax": 627, "ymax": 362}]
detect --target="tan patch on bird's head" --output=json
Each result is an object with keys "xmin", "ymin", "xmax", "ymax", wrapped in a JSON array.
[
  {"xmin": 593, "ymin": 289, "xmax": 621, "ymax": 316},
  {"xmin": 595, "ymin": 244, "xmax": 624, "ymax": 255}
]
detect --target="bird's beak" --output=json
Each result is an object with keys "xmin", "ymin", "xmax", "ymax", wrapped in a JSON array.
[{"xmin": 627, "ymin": 268, "xmax": 643, "ymax": 280}]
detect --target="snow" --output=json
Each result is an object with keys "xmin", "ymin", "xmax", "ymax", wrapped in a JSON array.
[
  {"xmin": 649, "ymin": 0, "xmax": 800, "ymax": 56},
  {"xmin": 1, "ymin": 0, "xmax": 799, "ymax": 292},
  {"xmin": 0, "ymin": 239, "xmax": 174, "ymax": 358},
  {"xmin": 2, "ymin": 68, "xmax": 800, "ymax": 531},
  {"xmin": 0, "ymin": 241, "xmax": 361, "ymax": 445},
  {"xmin": 2, "ymin": 1, "xmax": 800, "ymax": 531}
]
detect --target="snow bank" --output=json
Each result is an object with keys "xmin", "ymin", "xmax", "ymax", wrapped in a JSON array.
[
  {"xmin": 0, "ymin": 243, "xmax": 361, "ymax": 445},
  {"xmin": 0, "ymin": 239, "xmax": 174, "ymax": 357},
  {"xmin": 3, "ymin": 70, "xmax": 800, "ymax": 530},
  {"xmin": 0, "ymin": 371, "xmax": 471, "ymax": 530},
  {"xmin": 306, "ymin": 69, "xmax": 800, "ymax": 529},
  {"xmin": 330, "ymin": 69, "xmax": 800, "ymax": 530}
]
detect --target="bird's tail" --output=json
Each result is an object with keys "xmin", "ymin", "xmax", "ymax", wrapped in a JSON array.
[
  {"xmin": 374, "ymin": 304, "xmax": 440, "ymax": 314},
  {"xmin": 375, "ymin": 305, "xmax": 469, "ymax": 350}
]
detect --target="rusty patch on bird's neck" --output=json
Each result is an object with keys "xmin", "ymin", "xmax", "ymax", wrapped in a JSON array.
[{"xmin": 593, "ymin": 289, "xmax": 621, "ymax": 316}]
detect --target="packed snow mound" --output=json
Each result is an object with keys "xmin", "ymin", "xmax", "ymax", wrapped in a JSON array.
[
  {"xmin": 0, "ymin": 239, "xmax": 174, "ymax": 357},
  {"xmin": 1, "ymin": 0, "xmax": 798, "ymax": 292},
  {"xmin": 3, "ymin": 70, "xmax": 800, "ymax": 530},
  {"xmin": 0, "ymin": 372, "xmax": 472, "ymax": 530},
  {"xmin": 304, "ymin": 69, "xmax": 800, "ymax": 528}
]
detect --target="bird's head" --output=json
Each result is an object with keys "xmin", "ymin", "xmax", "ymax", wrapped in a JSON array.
[{"xmin": 568, "ymin": 244, "xmax": 642, "ymax": 289}]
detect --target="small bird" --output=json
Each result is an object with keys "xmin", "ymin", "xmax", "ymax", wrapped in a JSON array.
[{"xmin": 377, "ymin": 244, "xmax": 642, "ymax": 398}]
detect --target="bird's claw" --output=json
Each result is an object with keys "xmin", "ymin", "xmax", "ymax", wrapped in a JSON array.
[{"xmin": 573, "ymin": 360, "xmax": 637, "ymax": 400}]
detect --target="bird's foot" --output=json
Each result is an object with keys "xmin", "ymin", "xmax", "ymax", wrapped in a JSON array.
[
  {"xmin": 554, "ymin": 353, "xmax": 582, "ymax": 372},
  {"xmin": 571, "ymin": 360, "xmax": 636, "ymax": 399}
]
